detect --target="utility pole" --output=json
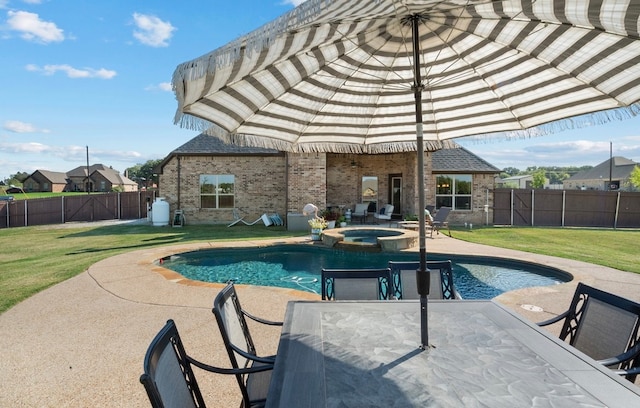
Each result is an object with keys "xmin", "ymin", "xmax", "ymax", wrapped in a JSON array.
[
  {"xmin": 86, "ymin": 145, "xmax": 90, "ymax": 194},
  {"xmin": 609, "ymin": 141, "xmax": 612, "ymax": 190}
]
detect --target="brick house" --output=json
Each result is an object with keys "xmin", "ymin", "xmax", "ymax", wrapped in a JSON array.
[
  {"xmin": 23, "ymin": 170, "xmax": 68, "ymax": 192},
  {"xmin": 158, "ymin": 134, "xmax": 500, "ymax": 228},
  {"xmin": 563, "ymin": 157, "xmax": 639, "ymax": 191},
  {"xmin": 66, "ymin": 164, "xmax": 137, "ymax": 192}
]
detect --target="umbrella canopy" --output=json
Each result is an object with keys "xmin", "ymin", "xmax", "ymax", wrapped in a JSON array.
[
  {"xmin": 172, "ymin": 0, "xmax": 640, "ymax": 347},
  {"xmin": 173, "ymin": 0, "xmax": 640, "ymax": 154}
]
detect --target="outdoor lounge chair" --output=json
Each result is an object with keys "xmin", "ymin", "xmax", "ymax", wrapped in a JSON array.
[
  {"xmin": 373, "ymin": 204, "xmax": 394, "ymax": 224},
  {"xmin": 228, "ymin": 210, "xmax": 282, "ymax": 227},
  {"xmin": 428, "ymin": 206, "xmax": 451, "ymax": 237},
  {"xmin": 213, "ymin": 284, "xmax": 283, "ymax": 407},
  {"xmin": 537, "ymin": 282, "xmax": 640, "ymax": 382},
  {"xmin": 352, "ymin": 203, "xmax": 370, "ymax": 224},
  {"xmin": 321, "ymin": 268, "xmax": 392, "ymax": 300},
  {"xmin": 388, "ymin": 260, "xmax": 460, "ymax": 300},
  {"xmin": 140, "ymin": 319, "xmax": 273, "ymax": 408}
]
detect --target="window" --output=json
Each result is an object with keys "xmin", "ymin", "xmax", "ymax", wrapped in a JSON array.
[
  {"xmin": 436, "ymin": 174, "xmax": 472, "ymax": 210},
  {"xmin": 200, "ymin": 175, "xmax": 235, "ymax": 209},
  {"xmin": 362, "ymin": 176, "xmax": 378, "ymax": 211}
]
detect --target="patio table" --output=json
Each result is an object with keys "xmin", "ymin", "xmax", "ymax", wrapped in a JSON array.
[{"xmin": 266, "ymin": 300, "xmax": 640, "ymax": 407}]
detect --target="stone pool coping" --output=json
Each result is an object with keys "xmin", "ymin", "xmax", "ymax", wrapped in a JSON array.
[{"xmin": 321, "ymin": 226, "xmax": 419, "ymax": 251}]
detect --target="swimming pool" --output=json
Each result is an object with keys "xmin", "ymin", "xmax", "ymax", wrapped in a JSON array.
[{"xmin": 159, "ymin": 245, "xmax": 571, "ymax": 299}]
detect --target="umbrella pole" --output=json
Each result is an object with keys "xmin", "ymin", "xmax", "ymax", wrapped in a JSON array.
[{"xmin": 410, "ymin": 15, "xmax": 430, "ymax": 350}]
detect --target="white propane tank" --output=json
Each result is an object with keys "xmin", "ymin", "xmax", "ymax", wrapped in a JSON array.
[{"xmin": 151, "ymin": 197, "xmax": 170, "ymax": 226}]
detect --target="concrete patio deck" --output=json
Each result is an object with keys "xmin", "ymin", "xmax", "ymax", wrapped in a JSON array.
[{"xmin": 1, "ymin": 229, "xmax": 639, "ymax": 407}]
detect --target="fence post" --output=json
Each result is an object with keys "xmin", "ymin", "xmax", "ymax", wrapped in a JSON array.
[
  {"xmin": 510, "ymin": 189, "xmax": 514, "ymax": 226},
  {"xmin": 24, "ymin": 199, "xmax": 28, "ymax": 227},
  {"xmin": 561, "ymin": 190, "xmax": 565, "ymax": 227},
  {"xmin": 614, "ymin": 191, "xmax": 621, "ymax": 229},
  {"xmin": 61, "ymin": 196, "xmax": 65, "ymax": 223},
  {"xmin": 531, "ymin": 190, "xmax": 535, "ymax": 227}
]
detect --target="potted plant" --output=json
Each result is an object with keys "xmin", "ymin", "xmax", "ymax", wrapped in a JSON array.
[
  {"xmin": 308, "ymin": 217, "xmax": 327, "ymax": 241},
  {"xmin": 321, "ymin": 209, "xmax": 338, "ymax": 229},
  {"xmin": 338, "ymin": 215, "xmax": 347, "ymax": 227}
]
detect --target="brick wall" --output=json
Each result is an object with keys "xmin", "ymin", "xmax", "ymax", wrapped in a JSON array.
[
  {"xmin": 159, "ymin": 152, "xmax": 496, "ymax": 226},
  {"xmin": 159, "ymin": 154, "xmax": 287, "ymax": 225}
]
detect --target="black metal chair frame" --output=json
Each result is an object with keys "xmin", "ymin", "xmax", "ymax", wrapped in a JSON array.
[
  {"xmin": 213, "ymin": 283, "xmax": 283, "ymax": 407},
  {"xmin": 321, "ymin": 268, "xmax": 392, "ymax": 300},
  {"xmin": 140, "ymin": 319, "xmax": 273, "ymax": 408},
  {"xmin": 388, "ymin": 260, "xmax": 459, "ymax": 300},
  {"xmin": 538, "ymin": 282, "xmax": 640, "ymax": 382}
]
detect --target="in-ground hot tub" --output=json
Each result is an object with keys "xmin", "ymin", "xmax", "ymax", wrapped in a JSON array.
[{"xmin": 320, "ymin": 227, "xmax": 418, "ymax": 251}]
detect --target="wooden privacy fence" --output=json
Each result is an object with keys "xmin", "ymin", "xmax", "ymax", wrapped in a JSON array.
[
  {"xmin": 0, "ymin": 191, "xmax": 156, "ymax": 228},
  {"xmin": 493, "ymin": 189, "xmax": 640, "ymax": 228}
]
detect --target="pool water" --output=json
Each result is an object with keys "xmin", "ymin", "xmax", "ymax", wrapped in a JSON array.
[{"xmin": 159, "ymin": 245, "xmax": 570, "ymax": 299}]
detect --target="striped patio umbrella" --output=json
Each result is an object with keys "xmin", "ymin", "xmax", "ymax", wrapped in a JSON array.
[{"xmin": 172, "ymin": 0, "xmax": 640, "ymax": 347}]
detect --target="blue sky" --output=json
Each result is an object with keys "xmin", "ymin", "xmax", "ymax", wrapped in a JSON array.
[{"xmin": 1, "ymin": 0, "xmax": 639, "ymax": 181}]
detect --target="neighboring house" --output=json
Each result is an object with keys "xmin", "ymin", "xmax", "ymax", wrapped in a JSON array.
[
  {"xmin": 23, "ymin": 170, "xmax": 68, "ymax": 192},
  {"xmin": 91, "ymin": 168, "xmax": 138, "ymax": 192},
  {"xmin": 23, "ymin": 164, "xmax": 138, "ymax": 193},
  {"xmin": 563, "ymin": 157, "xmax": 639, "ymax": 191},
  {"xmin": 158, "ymin": 134, "xmax": 500, "ymax": 228},
  {"xmin": 66, "ymin": 164, "xmax": 137, "ymax": 192},
  {"xmin": 495, "ymin": 175, "xmax": 533, "ymax": 189}
]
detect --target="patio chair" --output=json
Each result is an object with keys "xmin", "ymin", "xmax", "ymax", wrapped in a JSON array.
[
  {"xmin": 352, "ymin": 203, "xmax": 369, "ymax": 224},
  {"xmin": 373, "ymin": 204, "xmax": 394, "ymax": 224},
  {"xmin": 428, "ymin": 206, "xmax": 451, "ymax": 237},
  {"xmin": 140, "ymin": 319, "xmax": 273, "ymax": 408},
  {"xmin": 537, "ymin": 282, "xmax": 640, "ymax": 382},
  {"xmin": 212, "ymin": 283, "xmax": 283, "ymax": 406},
  {"xmin": 321, "ymin": 268, "xmax": 392, "ymax": 300},
  {"xmin": 388, "ymin": 260, "xmax": 460, "ymax": 300}
]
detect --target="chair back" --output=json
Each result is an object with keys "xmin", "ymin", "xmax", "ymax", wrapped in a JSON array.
[
  {"xmin": 213, "ymin": 284, "xmax": 257, "ymax": 370},
  {"xmin": 558, "ymin": 283, "xmax": 640, "ymax": 375},
  {"xmin": 321, "ymin": 268, "xmax": 392, "ymax": 300},
  {"xmin": 354, "ymin": 203, "xmax": 368, "ymax": 216},
  {"xmin": 388, "ymin": 260, "xmax": 457, "ymax": 300},
  {"xmin": 432, "ymin": 207, "xmax": 451, "ymax": 223},
  {"xmin": 140, "ymin": 320, "xmax": 205, "ymax": 408}
]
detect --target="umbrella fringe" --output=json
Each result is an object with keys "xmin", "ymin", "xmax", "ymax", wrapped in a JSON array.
[
  {"xmin": 212, "ymin": 131, "xmax": 457, "ymax": 154},
  {"xmin": 443, "ymin": 104, "xmax": 640, "ymax": 145}
]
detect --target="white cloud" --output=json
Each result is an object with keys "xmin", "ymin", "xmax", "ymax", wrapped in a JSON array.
[
  {"xmin": 23, "ymin": 0, "xmax": 43, "ymax": 4},
  {"xmin": 0, "ymin": 0, "xmax": 9, "ymax": 9},
  {"xmin": 3, "ymin": 120, "xmax": 50, "ymax": 133},
  {"xmin": 0, "ymin": 142, "xmax": 144, "ymax": 162},
  {"xmin": 26, "ymin": 64, "xmax": 117, "ymax": 79},
  {"xmin": 132, "ymin": 13, "xmax": 175, "ymax": 47},
  {"xmin": 6, "ymin": 10, "xmax": 65, "ymax": 43},
  {"xmin": 281, "ymin": 0, "xmax": 307, "ymax": 6},
  {"xmin": 145, "ymin": 82, "xmax": 172, "ymax": 92}
]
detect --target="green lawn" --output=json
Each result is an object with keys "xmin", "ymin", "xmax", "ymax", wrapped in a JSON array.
[
  {"xmin": 451, "ymin": 226, "xmax": 640, "ymax": 275},
  {"xmin": 1, "ymin": 222, "xmax": 638, "ymax": 314}
]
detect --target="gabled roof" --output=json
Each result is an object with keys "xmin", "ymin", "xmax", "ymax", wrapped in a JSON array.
[
  {"xmin": 567, "ymin": 157, "xmax": 638, "ymax": 181},
  {"xmin": 67, "ymin": 164, "xmax": 112, "ymax": 177},
  {"xmin": 92, "ymin": 169, "xmax": 137, "ymax": 185},
  {"xmin": 32, "ymin": 170, "xmax": 68, "ymax": 184},
  {"xmin": 432, "ymin": 145, "xmax": 501, "ymax": 173},
  {"xmin": 171, "ymin": 133, "xmax": 281, "ymax": 155}
]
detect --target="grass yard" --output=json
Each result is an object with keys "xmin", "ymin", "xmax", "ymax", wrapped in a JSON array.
[{"xmin": 0, "ymin": 222, "xmax": 638, "ymax": 314}]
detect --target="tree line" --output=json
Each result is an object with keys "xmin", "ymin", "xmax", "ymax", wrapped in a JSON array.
[{"xmin": 499, "ymin": 165, "xmax": 593, "ymax": 185}]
